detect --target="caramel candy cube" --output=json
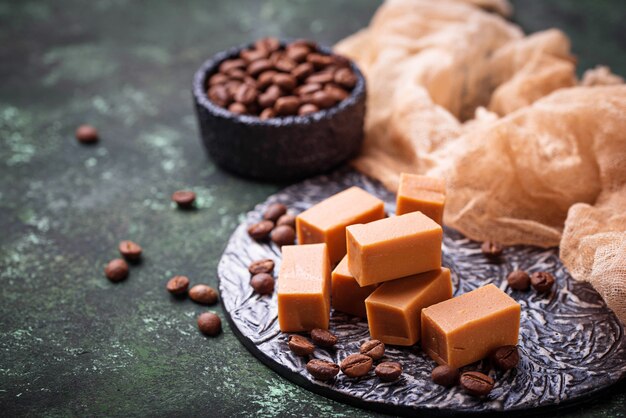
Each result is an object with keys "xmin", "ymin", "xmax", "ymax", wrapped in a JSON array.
[
  {"xmin": 296, "ymin": 187, "xmax": 385, "ymax": 264},
  {"xmin": 396, "ymin": 173, "xmax": 446, "ymax": 225},
  {"xmin": 331, "ymin": 256, "xmax": 378, "ymax": 318},
  {"xmin": 421, "ymin": 283, "xmax": 521, "ymax": 368},
  {"xmin": 346, "ymin": 211, "xmax": 442, "ymax": 286},
  {"xmin": 278, "ymin": 244, "xmax": 331, "ymax": 332}
]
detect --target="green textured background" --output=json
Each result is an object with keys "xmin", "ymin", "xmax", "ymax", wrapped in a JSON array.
[{"xmin": 1, "ymin": 1, "xmax": 625, "ymax": 417}]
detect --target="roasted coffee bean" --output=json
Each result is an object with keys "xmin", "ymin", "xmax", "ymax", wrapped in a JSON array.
[
  {"xmin": 255, "ymin": 37, "xmax": 280, "ymax": 53},
  {"xmin": 305, "ymin": 72, "xmax": 334, "ymax": 85},
  {"xmin": 270, "ymin": 225, "xmax": 296, "ymax": 246},
  {"xmin": 307, "ymin": 53, "xmax": 333, "ymax": 69},
  {"xmin": 247, "ymin": 220, "xmax": 274, "ymax": 241},
  {"xmin": 531, "ymin": 271, "xmax": 555, "ymax": 293},
  {"xmin": 272, "ymin": 73, "xmax": 297, "ymax": 92},
  {"xmin": 334, "ymin": 68, "xmax": 357, "ymax": 89},
  {"xmin": 375, "ymin": 362, "xmax": 402, "ymax": 382},
  {"xmin": 431, "ymin": 365, "xmax": 459, "ymax": 387},
  {"xmin": 292, "ymin": 62, "xmax": 314, "ymax": 81},
  {"xmin": 257, "ymin": 70, "xmax": 277, "ymax": 89},
  {"xmin": 274, "ymin": 96, "xmax": 301, "ymax": 116},
  {"xmin": 247, "ymin": 59, "xmax": 273, "ymax": 77},
  {"xmin": 166, "ymin": 275, "xmax": 190, "ymax": 295},
  {"xmin": 324, "ymin": 84, "xmax": 349, "ymax": 102},
  {"xmin": 258, "ymin": 85, "xmax": 282, "ymax": 108},
  {"xmin": 208, "ymin": 73, "xmax": 228, "ymax": 86},
  {"xmin": 460, "ymin": 371, "xmax": 494, "ymax": 396},
  {"xmin": 208, "ymin": 84, "xmax": 232, "ymax": 107},
  {"xmin": 481, "ymin": 240, "xmax": 503, "ymax": 257},
  {"xmin": 105, "ymin": 259, "xmax": 128, "ymax": 282},
  {"xmin": 288, "ymin": 335, "xmax": 315, "ymax": 356},
  {"xmin": 310, "ymin": 328, "xmax": 337, "ymax": 347},
  {"xmin": 306, "ymin": 359, "xmax": 340, "ymax": 381},
  {"xmin": 234, "ymin": 83, "xmax": 258, "ymax": 105},
  {"xmin": 118, "ymin": 240, "xmax": 142, "ymax": 261},
  {"xmin": 491, "ymin": 345, "xmax": 520, "ymax": 371},
  {"xmin": 360, "ymin": 339, "xmax": 385, "ymax": 360},
  {"xmin": 259, "ymin": 108, "xmax": 276, "ymax": 120},
  {"xmin": 286, "ymin": 45, "xmax": 309, "ymax": 63},
  {"xmin": 331, "ymin": 53, "xmax": 351, "ymax": 68},
  {"xmin": 341, "ymin": 354, "xmax": 373, "ymax": 378},
  {"xmin": 276, "ymin": 214, "xmax": 296, "ymax": 228},
  {"xmin": 228, "ymin": 102, "xmax": 247, "ymax": 115},
  {"xmin": 240, "ymin": 48, "xmax": 268, "ymax": 63},
  {"xmin": 75, "ymin": 124, "xmax": 99, "ymax": 144},
  {"xmin": 250, "ymin": 273, "xmax": 274, "ymax": 295},
  {"xmin": 310, "ymin": 90, "xmax": 336, "ymax": 109},
  {"xmin": 197, "ymin": 312, "xmax": 221, "ymax": 336},
  {"xmin": 225, "ymin": 80, "xmax": 242, "ymax": 96},
  {"xmin": 296, "ymin": 83, "xmax": 322, "ymax": 97},
  {"xmin": 248, "ymin": 259, "xmax": 275, "ymax": 275},
  {"xmin": 298, "ymin": 104, "xmax": 319, "ymax": 116},
  {"xmin": 263, "ymin": 203, "xmax": 288, "ymax": 222},
  {"xmin": 219, "ymin": 58, "xmax": 246, "ymax": 73},
  {"xmin": 507, "ymin": 270, "xmax": 530, "ymax": 290},
  {"xmin": 291, "ymin": 39, "xmax": 318, "ymax": 50},
  {"xmin": 189, "ymin": 284, "xmax": 219, "ymax": 305},
  {"xmin": 171, "ymin": 190, "xmax": 196, "ymax": 209},
  {"xmin": 226, "ymin": 68, "xmax": 247, "ymax": 81},
  {"xmin": 274, "ymin": 57, "xmax": 297, "ymax": 73}
]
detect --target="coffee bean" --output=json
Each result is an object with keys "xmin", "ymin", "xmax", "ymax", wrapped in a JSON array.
[
  {"xmin": 292, "ymin": 62, "xmax": 314, "ymax": 81},
  {"xmin": 259, "ymin": 108, "xmax": 276, "ymax": 120},
  {"xmin": 306, "ymin": 359, "xmax": 339, "ymax": 381},
  {"xmin": 166, "ymin": 275, "xmax": 190, "ymax": 295},
  {"xmin": 305, "ymin": 72, "xmax": 334, "ymax": 85},
  {"xmin": 288, "ymin": 335, "xmax": 315, "ymax": 356},
  {"xmin": 310, "ymin": 90, "xmax": 337, "ymax": 109},
  {"xmin": 188, "ymin": 284, "xmax": 219, "ymax": 305},
  {"xmin": 286, "ymin": 45, "xmax": 310, "ymax": 63},
  {"xmin": 171, "ymin": 190, "xmax": 196, "ymax": 209},
  {"xmin": 248, "ymin": 259, "xmax": 275, "ymax": 275},
  {"xmin": 118, "ymin": 240, "xmax": 142, "ymax": 261},
  {"xmin": 431, "ymin": 365, "xmax": 459, "ymax": 387},
  {"xmin": 340, "ymin": 354, "xmax": 373, "ymax": 378},
  {"xmin": 219, "ymin": 58, "xmax": 246, "ymax": 73},
  {"xmin": 460, "ymin": 371, "xmax": 494, "ymax": 396},
  {"xmin": 481, "ymin": 240, "xmax": 503, "ymax": 257},
  {"xmin": 240, "ymin": 48, "xmax": 268, "ymax": 63},
  {"xmin": 375, "ymin": 362, "xmax": 402, "ymax": 382},
  {"xmin": 531, "ymin": 271, "xmax": 555, "ymax": 293},
  {"xmin": 263, "ymin": 203, "xmax": 288, "ymax": 222},
  {"xmin": 331, "ymin": 54, "xmax": 351, "ymax": 68},
  {"xmin": 248, "ymin": 220, "xmax": 274, "ymax": 241},
  {"xmin": 257, "ymin": 70, "xmax": 277, "ymax": 89},
  {"xmin": 298, "ymin": 104, "xmax": 319, "ymax": 116},
  {"xmin": 307, "ymin": 53, "xmax": 333, "ymax": 69},
  {"xmin": 360, "ymin": 339, "xmax": 385, "ymax": 360},
  {"xmin": 225, "ymin": 80, "xmax": 242, "ymax": 96},
  {"xmin": 250, "ymin": 273, "xmax": 274, "ymax": 295},
  {"xmin": 491, "ymin": 345, "xmax": 520, "ymax": 370},
  {"xmin": 276, "ymin": 214, "xmax": 296, "ymax": 228},
  {"xmin": 75, "ymin": 124, "xmax": 99, "ymax": 144},
  {"xmin": 334, "ymin": 68, "xmax": 357, "ymax": 89},
  {"xmin": 234, "ymin": 84, "xmax": 258, "ymax": 105},
  {"xmin": 274, "ymin": 96, "xmax": 301, "ymax": 116},
  {"xmin": 105, "ymin": 258, "xmax": 128, "ymax": 282},
  {"xmin": 247, "ymin": 59, "xmax": 273, "ymax": 77},
  {"xmin": 310, "ymin": 328, "xmax": 337, "ymax": 347},
  {"xmin": 258, "ymin": 85, "xmax": 282, "ymax": 108},
  {"xmin": 208, "ymin": 84, "xmax": 232, "ymax": 107},
  {"xmin": 270, "ymin": 225, "xmax": 295, "ymax": 246},
  {"xmin": 208, "ymin": 73, "xmax": 228, "ymax": 86},
  {"xmin": 255, "ymin": 37, "xmax": 280, "ymax": 53},
  {"xmin": 197, "ymin": 312, "xmax": 221, "ymax": 336},
  {"xmin": 296, "ymin": 83, "xmax": 322, "ymax": 97},
  {"xmin": 507, "ymin": 270, "xmax": 530, "ymax": 290},
  {"xmin": 226, "ymin": 68, "xmax": 247, "ymax": 81},
  {"xmin": 228, "ymin": 102, "xmax": 247, "ymax": 115},
  {"xmin": 325, "ymin": 84, "xmax": 349, "ymax": 102},
  {"xmin": 272, "ymin": 73, "xmax": 297, "ymax": 92},
  {"xmin": 291, "ymin": 39, "xmax": 318, "ymax": 50},
  {"xmin": 274, "ymin": 57, "xmax": 297, "ymax": 73}
]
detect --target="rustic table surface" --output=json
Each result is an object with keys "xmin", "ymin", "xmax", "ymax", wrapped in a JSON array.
[{"xmin": 1, "ymin": 1, "xmax": 624, "ymax": 416}]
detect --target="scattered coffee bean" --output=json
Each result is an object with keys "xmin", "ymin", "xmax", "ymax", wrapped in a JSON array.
[
  {"xmin": 298, "ymin": 103, "xmax": 319, "ymax": 116},
  {"xmin": 247, "ymin": 220, "xmax": 275, "ymax": 241},
  {"xmin": 263, "ymin": 203, "xmax": 288, "ymax": 222},
  {"xmin": 460, "ymin": 371, "xmax": 494, "ymax": 396},
  {"xmin": 481, "ymin": 240, "xmax": 503, "ymax": 257},
  {"xmin": 171, "ymin": 190, "xmax": 196, "ymax": 209},
  {"xmin": 360, "ymin": 339, "xmax": 385, "ymax": 360},
  {"xmin": 276, "ymin": 214, "xmax": 296, "ymax": 228},
  {"xmin": 432, "ymin": 365, "xmax": 459, "ymax": 387},
  {"xmin": 340, "ymin": 354, "xmax": 373, "ymax": 378},
  {"xmin": 188, "ymin": 284, "xmax": 219, "ymax": 305},
  {"xmin": 248, "ymin": 259, "xmax": 275, "ymax": 275},
  {"xmin": 270, "ymin": 225, "xmax": 295, "ymax": 246},
  {"xmin": 288, "ymin": 335, "xmax": 315, "ymax": 356},
  {"xmin": 310, "ymin": 328, "xmax": 337, "ymax": 347},
  {"xmin": 197, "ymin": 312, "xmax": 222, "ymax": 336},
  {"xmin": 491, "ymin": 345, "xmax": 520, "ymax": 371},
  {"xmin": 118, "ymin": 240, "xmax": 142, "ymax": 262},
  {"xmin": 166, "ymin": 275, "xmax": 190, "ymax": 295},
  {"xmin": 104, "ymin": 258, "xmax": 129, "ymax": 282},
  {"xmin": 250, "ymin": 273, "xmax": 274, "ymax": 295},
  {"xmin": 375, "ymin": 362, "xmax": 402, "ymax": 382},
  {"xmin": 306, "ymin": 359, "xmax": 340, "ymax": 381},
  {"xmin": 507, "ymin": 270, "xmax": 530, "ymax": 291},
  {"xmin": 531, "ymin": 271, "xmax": 555, "ymax": 293},
  {"xmin": 75, "ymin": 124, "xmax": 99, "ymax": 144}
]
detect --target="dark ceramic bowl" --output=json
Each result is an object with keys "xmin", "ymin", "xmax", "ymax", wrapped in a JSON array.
[{"xmin": 192, "ymin": 42, "xmax": 366, "ymax": 181}]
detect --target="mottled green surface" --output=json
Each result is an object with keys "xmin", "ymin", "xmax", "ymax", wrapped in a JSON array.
[{"xmin": 0, "ymin": 1, "xmax": 624, "ymax": 417}]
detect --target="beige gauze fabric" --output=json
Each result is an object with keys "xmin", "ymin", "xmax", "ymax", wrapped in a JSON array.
[{"xmin": 335, "ymin": 0, "xmax": 626, "ymax": 323}]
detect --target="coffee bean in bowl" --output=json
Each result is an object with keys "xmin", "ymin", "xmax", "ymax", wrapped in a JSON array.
[{"xmin": 192, "ymin": 37, "xmax": 366, "ymax": 181}]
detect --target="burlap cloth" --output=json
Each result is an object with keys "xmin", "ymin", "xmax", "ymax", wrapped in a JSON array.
[{"xmin": 335, "ymin": 0, "xmax": 626, "ymax": 323}]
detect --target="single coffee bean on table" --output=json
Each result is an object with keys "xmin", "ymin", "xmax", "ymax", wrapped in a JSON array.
[
  {"xmin": 248, "ymin": 259, "xmax": 275, "ymax": 275},
  {"xmin": 375, "ymin": 362, "xmax": 403, "ymax": 382},
  {"xmin": 306, "ymin": 359, "xmax": 340, "ymax": 381},
  {"xmin": 460, "ymin": 371, "xmax": 495, "ymax": 396},
  {"xmin": 166, "ymin": 275, "xmax": 190, "ymax": 295},
  {"xmin": 118, "ymin": 240, "xmax": 142, "ymax": 262},
  {"xmin": 431, "ymin": 365, "xmax": 459, "ymax": 387},
  {"xmin": 310, "ymin": 328, "xmax": 337, "ymax": 347},
  {"xmin": 248, "ymin": 220, "xmax": 275, "ymax": 241},
  {"xmin": 197, "ymin": 312, "xmax": 222, "ymax": 336},
  {"xmin": 270, "ymin": 225, "xmax": 296, "ymax": 247},
  {"xmin": 171, "ymin": 190, "xmax": 196, "ymax": 209},
  {"xmin": 531, "ymin": 271, "xmax": 555, "ymax": 293},
  {"xmin": 263, "ymin": 203, "xmax": 288, "ymax": 222},
  {"xmin": 189, "ymin": 284, "xmax": 219, "ymax": 305},
  {"xmin": 104, "ymin": 258, "xmax": 129, "ymax": 282},
  {"xmin": 491, "ymin": 345, "xmax": 520, "ymax": 370},
  {"xmin": 507, "ymin": 270, "xmax": 530, "ymax": 290},
  {"xmin": 288, "ymin": 335, "xmax": 315, "ymax": 356},
  {"xmin": 75, "ymin": 124, "xmax": 99, "ymax": 144},
  {"xmin": 481, "ymin": 240, "xmax": 504, "ymax": 258},
  {"xmin": 250, "ymin": 273, "xmax": 274, "ymax": 295},
  {"xmin": 360, "ymin": 339, "xmax": 385, "ymax": 360},
  {"xmin": 341, "ymin": 354, "xmax": 373, "ymax": 378}
]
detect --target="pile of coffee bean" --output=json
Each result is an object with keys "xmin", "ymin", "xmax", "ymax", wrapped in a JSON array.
[
  {"xmin": 507, "ymin": 269, "xmax": 555, "ymax": 293},
  {"xmin": 206, "ymin": 37, "xmax": 358, "ymax": 118},
  {"xmin": 248, "ymin": 203, "xmax": 296, "ymax": 247},
  {"xmin": 104, "ymin": 240, "xmax": 143, "ymax": 282}
]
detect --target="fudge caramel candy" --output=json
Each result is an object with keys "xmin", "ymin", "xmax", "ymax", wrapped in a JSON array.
[
  {"xmin": 421, "ymin": 284, "xmax": 521, "ymax": 368},
  {"xmin": 365, "ymin": 268, "xmax": 452, "ymax": 346},
  {"xmin": 346, "ymin": 211, "xmax": 442, "ymax": 286},
  {"xmin": 277, "ymin": 243, "xmax": 331, "ymax": 332},
  {"xmin": 396, "ymin": 173, "xmax": 446, "ymax": 225},
  {"xmin": 331, "ymin": 256, "xmax": 378, "ymax": 318},
  {"xmin": 296, "ymin": 187, "xmax": 385, "ymax": 263}
]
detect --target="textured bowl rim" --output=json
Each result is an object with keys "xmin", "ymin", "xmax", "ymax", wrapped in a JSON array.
[{"xmin": 192, "ymin": 40, "xmax": 367, "ymax": 127}]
